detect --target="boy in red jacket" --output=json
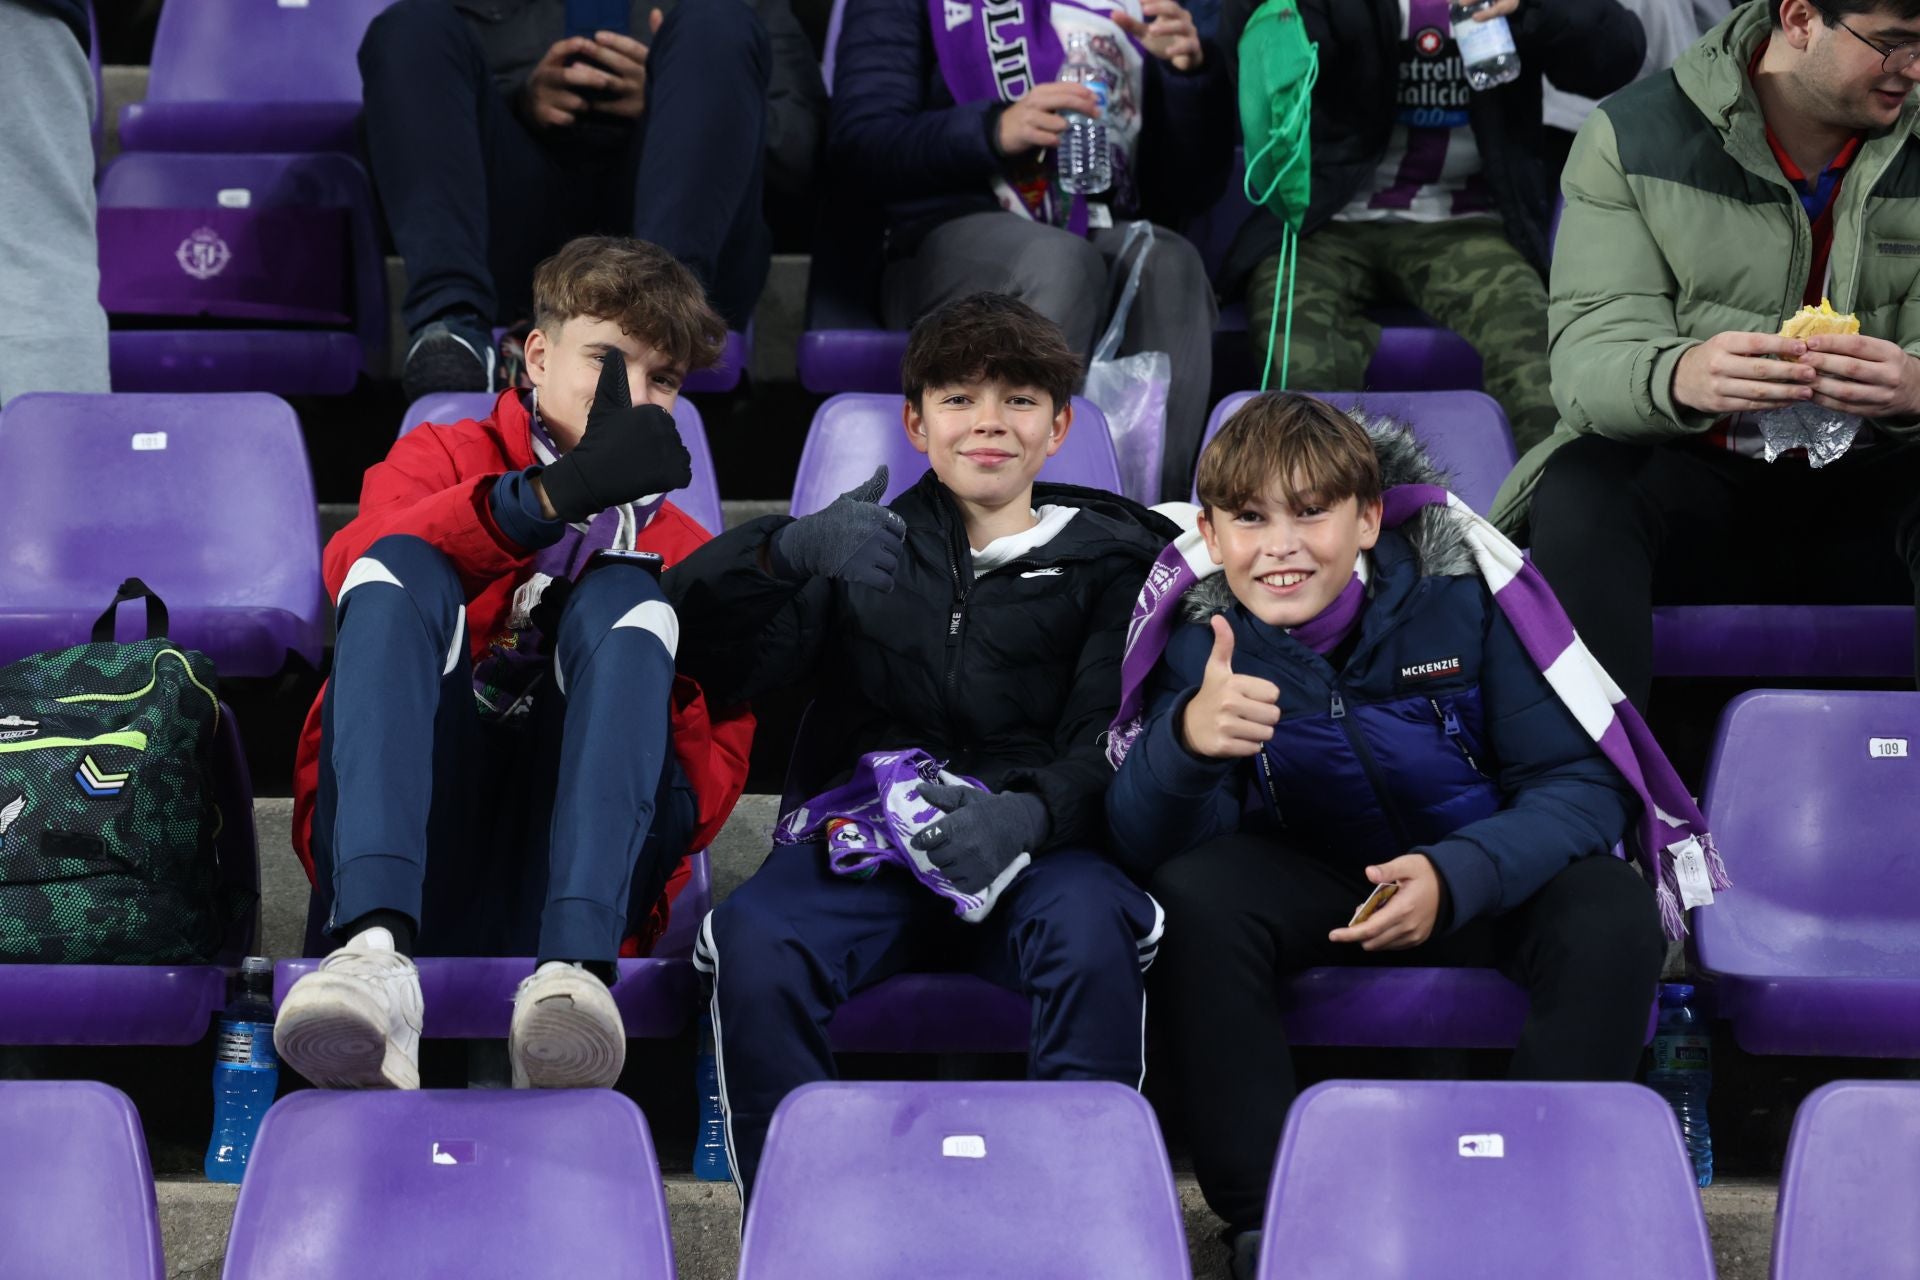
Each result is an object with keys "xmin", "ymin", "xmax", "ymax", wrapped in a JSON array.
[{"xmin": 277, "ymin": 236, "xmax": 753, "ymax": 1091}]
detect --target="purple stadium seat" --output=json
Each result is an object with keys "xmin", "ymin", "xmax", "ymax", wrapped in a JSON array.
[
  {"xmin": 0, "ymin": 702, "xmax": 261, "ymax": 1046},
  {"xmin": 1200, "ymin": 390, "xmax": 1517, "ymax": 514},
  {"xmin": 222, "ymin": 1090, "xmax": 674, "ymax": 1279},
  {"xmin": 0, "ymin": 393, "xmax": 324, "ymax": 676},
  {"xmin": 117, "ymin": 0, "xmax": 395, "ymax": 156},
  {"xmin": 1261, "ymin": 1082, "xmax": 1717, "ymax": 1280},
  {"xmin": 1696, "ymin": 691, "xmax": 1920, "ymax": 1057},
  {"xmin": 740, "ymin": 1082, "xmax": 1190, "ymax": 1280},
  {"xmin": 1771, "ymin": 1081, "xmax": 1920, "ymax": 1279},
  {"xmin": 276, "ymin": 850, "xmax": 710, "ymax": 1039},
  {"xmin": 400, "ymin": 391, "xmax": 726, "ymax": 535},
  {"xmin": 822, "ymin": 0, "xmax": 849, "ymax": 90},
  {"xmin": 789, "ymin": 392, "xmax": 1123, "ymax": 516},
  {"xmin": 1651, "ymin": 605, "xmax": 1913, "ymax": 679},
  {"xmin": 683, "ymin": 324, "xmax": 752, "ymax": 395},
  {"xmin": 0, "ymin": 1082, "xmax": 165, "ymax": 1280},
  {"xmin": 98, "ymin": 151, "xmax": 386, "ymax": 395}
]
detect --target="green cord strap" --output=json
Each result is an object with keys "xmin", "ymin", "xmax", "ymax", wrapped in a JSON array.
[{"xmin": 1260, "ymin": 226, "xmax": 1299, "ymax": 392}]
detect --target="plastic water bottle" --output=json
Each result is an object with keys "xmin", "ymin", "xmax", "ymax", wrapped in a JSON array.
[
  {"xmin": 1449, "ymin": 0, "xmax": 1521, "ymax": 92},
  {"xmin": 694, "ymin": 1016, "xmax": 731, "ymax": 1181},
  {"xmin": 205, "ymin": 957, "xmax": 278, "ymax": 1183},
  {"xmin": 1057, "ymin": 32, "xmax": 1111, "ymax": 196},
  {"xmin": 1647, "ymin": 983, "xmax": 1713, "ymax": 1187}
]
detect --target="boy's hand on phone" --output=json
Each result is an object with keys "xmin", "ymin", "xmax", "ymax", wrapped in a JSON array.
[
  {"xmin": 1328, "ymin": 854, "xmax": 1441, "ymax": 951},
  {"xmin": 524, "ymin": 37, "xmax": 597, "ymax": 128},
  {"xmin": 1179, "ymin": 615, "xmax": 1282, "ymax": 759}
]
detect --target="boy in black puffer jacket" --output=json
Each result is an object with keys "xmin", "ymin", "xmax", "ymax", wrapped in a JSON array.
[
  {"xmin": 667, "ymin": 293, "xmax": 1177, "ymax": 1198},
  {"xmin": 1106, "ymin": 393, "xmax": 1664, "ymax": 1279}
]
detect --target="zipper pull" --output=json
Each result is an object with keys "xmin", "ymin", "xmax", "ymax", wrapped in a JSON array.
[
  {"xmin": 1428, "ymin": 697, "xmax": 1461, "ymax": 737},
  {"xmin": 947, "ymin": 608, "xmax": 963, "ymax": 644},
  {"xmin": 1329, "ymin": 690, "xmax": 1346, "ymax": 719}
]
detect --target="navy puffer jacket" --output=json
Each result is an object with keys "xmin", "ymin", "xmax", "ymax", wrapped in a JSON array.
[{"xmin": 1105, "ymin": 426, "xmax": 1639, "ymax": 929}]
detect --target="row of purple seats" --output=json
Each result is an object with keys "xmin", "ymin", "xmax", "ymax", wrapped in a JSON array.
[{"xmin": 401, "ymin": 391, "xmax": 727, "ymax": 536}]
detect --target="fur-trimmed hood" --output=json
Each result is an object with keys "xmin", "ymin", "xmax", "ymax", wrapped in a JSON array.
[{"xmin": 1181, "ymin": 417, "xmax": 1476, "ymax": 621}]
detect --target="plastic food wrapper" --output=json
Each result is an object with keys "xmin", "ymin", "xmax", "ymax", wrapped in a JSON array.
[{"xmin": 1759, "ymin": 299, "xmax": 1864, "ymax": 466}]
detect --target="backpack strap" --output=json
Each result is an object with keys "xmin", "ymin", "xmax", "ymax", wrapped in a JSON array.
[{"xmin": 92, "ymin": 578, "xmax": 170, "ymax": 644}]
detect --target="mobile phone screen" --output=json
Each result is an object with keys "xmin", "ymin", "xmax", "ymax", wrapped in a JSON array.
[{"xmin": 566, "ymin": 0, "xmax": 632, "ymax": 40}]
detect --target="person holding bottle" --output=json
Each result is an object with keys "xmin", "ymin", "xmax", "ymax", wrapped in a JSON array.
[
  {"xmin": 829, "ymin": 0, "xmax": 1235, "ymax": 500},
  {"xmin": 1219, "ymin": 0, "xmax": 1647, "ymax": 454}
]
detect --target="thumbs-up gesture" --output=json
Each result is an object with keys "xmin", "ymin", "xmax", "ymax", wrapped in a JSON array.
[
  {"xmin": 536, "ymin": 350, "xmax": 691, "ymax": 523},
  {"xmin": 768, "ymin": 465, "xmax": 907, "ymax": 592},
  {"xmin": 1179, "ymin": 615, "xmax": 1282, "ymax": 759}
]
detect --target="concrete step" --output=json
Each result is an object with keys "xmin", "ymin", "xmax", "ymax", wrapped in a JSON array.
[{"xmin": 155, "ymin": 1171, "xmax": 1778, "ymax": 1280}]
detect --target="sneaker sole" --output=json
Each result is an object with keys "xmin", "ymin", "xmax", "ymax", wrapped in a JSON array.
[
  {"xmin": 275, "ymin": 973, "xmax": 419, "ymax": 1091},
  {"xmin": 401, "ymin": 335, "xmax": 495, "ymax": 405},
  {"xmin": 509, "ymin": 973, "xmax": 625, "ymax": 1090}
]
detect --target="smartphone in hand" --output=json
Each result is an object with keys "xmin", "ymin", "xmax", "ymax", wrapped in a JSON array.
[
  {"xmin": 565, "ymin": 0, "xmax": 631, "ymax": 40},
  {"xmin": 1347, "ymin": 881, "xmax": 1399, "ymax": 928}
]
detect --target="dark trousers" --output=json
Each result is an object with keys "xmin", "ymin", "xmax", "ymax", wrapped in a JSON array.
[
  {"xmin": 311, "ymin": 534, "xmax": 693, "ymax": 964},
  {"xmin": 358, "ymin": 0, "xmax": 771, "ymax": 332},
  {"xmin": 698, "ymin": 843, "xmax": 1165, "ymax": 1196},
  {"xmin": 1528, "ymin": 434, "xmax": 1920, "ymax": 711},
  {"xmin": 1149, "ymin": 834, "xmax": 1664, "ymax": 1233}
]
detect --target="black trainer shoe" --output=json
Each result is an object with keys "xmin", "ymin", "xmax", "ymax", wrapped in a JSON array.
[{"xmin": 401, "ymin": 316, "xmax": 498, "ymax": 405}]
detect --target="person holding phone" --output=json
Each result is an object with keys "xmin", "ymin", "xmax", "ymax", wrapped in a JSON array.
[
  {"xmin": 276, "ymin": 237, "xmax": 755, "ymax": 1093},
  {"xmin": 357, "ymin": 0, "xmax": 826, "ymax": 402},
  {"xmin": 1104, "ymin": 393, "xmax": 1665, "ymax": 1280}
]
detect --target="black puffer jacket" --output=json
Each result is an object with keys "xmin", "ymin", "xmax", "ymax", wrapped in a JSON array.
[
  {"xmin": 668, "ymin": 471, "xmax": 1178, "ymax": 852},
  {"xmin": 1217, "ymin": 0, "xmax": 1646, "ymax": 292}
]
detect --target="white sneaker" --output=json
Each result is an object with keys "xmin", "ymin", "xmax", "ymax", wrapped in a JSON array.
[
  {"xmin": 273, "ymin": 927, "xmax": 423, "ymax": 1090},
  {"xmin": 508, "ymin": 962, "xmax": 626, "ymax": 1089}
]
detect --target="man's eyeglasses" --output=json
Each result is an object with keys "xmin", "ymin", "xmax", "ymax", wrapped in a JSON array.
[{"xmin": 1826, "ymin": 10, "xmax": 1920, "ymax": 76}]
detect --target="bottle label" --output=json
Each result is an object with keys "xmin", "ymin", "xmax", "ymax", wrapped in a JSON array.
[
  {"xmin": 1453, "ymin": 15, "xmax": 1516, "ymax": 64},
  {"xmin": 216, "ymin": 1020, "xmax": 280, "ymax": 1070},
  {"xmin": 1653, "ymin": 1034, "xmax": 1711, "ymax": 1074}
]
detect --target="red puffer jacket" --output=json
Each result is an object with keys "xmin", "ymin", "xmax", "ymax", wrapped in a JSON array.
[{"xmin": 290, "ymin": 390, "xmax": 753, "ymax": 952}]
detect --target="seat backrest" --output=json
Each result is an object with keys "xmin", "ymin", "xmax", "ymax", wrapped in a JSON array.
[
  {"xmin": 823, "ymin": 0, "xmax": 850, "ymax": 91},
  {"xmin": 0, "ymin": 1082, "xmax": 165, "ymax": 1280},
  {"xmin": 739, "ymin": 1081, "xmax": 1191, "ymax": 1279},
  {"xmin": 1697, "ymin": 690, "xmax": 1920, "ymax": 979},
  {"xmin": 0, "ymin": 392, "xmax": 322, "ymax": 649},
  {"xmin": 399, "ymin": 391, "xmax": 724, "ymax": 536},
  {"xmin": 97, "ymin": 152, "xmax": 388, "ymax": 354},
  {"xmin": 1262, "ymin": 1081, "xmax": 1716, "ymax": 1280},
  {"xmin": 790, "ymin": 393, "xmax": 1123, "ymax": 516},
  {"xmin": 1772, "ymin": 1081, "xmax": 1920, "ymax": 1279},
  {"xmin": 1199, "ymin": 390, "xmax": 1517, "ymax": 515},
  {"xmin": 144, "ymin": 0, "xmax": 394, "ymax": 105},
  {"xmin": 222, "ymin": 1091, "xmax": 674, "ymax": 1278}
]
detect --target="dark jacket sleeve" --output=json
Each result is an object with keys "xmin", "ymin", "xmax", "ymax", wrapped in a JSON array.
[
  {"xmin": 757, "ymin": 0, "xmax": 828, "ymax": 195},
  {"xmin": 1104, "ymin": 624, "xmax": 1243, "ymax": 877},
  {"xmin": 998, "ymin": 564, "xmax": 1156, "ymax": 855},
  {"xmin": 827, "ymin": 0, "xmax": 1005, "ymax": 200},
  {"xmin": 662, "ymin": 514, "xmax": 834, "ymax": 709},
  {"xmin": 1134, "ymin": 42, "xmax": 1237, "ymax": 225},
  {"xmin": 1514, "ymin": 0, "xmax": 1646, "ymax": 100},
  {"xmin": 1418, "ymin": 604, "xmax": 1640, "ymax": 930}
]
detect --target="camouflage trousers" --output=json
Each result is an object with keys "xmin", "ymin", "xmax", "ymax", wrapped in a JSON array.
[{"xmin": 1246, "ymin": 218, "xmax": 1557, "ymax": 454}]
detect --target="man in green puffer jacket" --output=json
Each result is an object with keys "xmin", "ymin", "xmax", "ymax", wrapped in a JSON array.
[{"xmin": 1499, "ymin": 0, "xmax": 1920, "ymax": 711}]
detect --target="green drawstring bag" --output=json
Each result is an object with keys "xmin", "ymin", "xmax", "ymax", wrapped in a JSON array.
[{"xmin": 1238, "ymin": 0, "xmax": 1317, "ymax": 390}]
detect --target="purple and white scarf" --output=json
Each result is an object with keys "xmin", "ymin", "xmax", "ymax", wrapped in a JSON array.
[
  {"xmin": 1108, "ymin": 489, "xmax": 1731, "ymax": 939},
  {"xmin": 774, "ymin": 749, "xmax": 1031, "ymax": 923}
]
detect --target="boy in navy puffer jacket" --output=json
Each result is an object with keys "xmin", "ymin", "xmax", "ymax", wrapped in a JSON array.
[{"xmin": 1105, "ymin": 393, "xmax": 1664, "ymax": 1279}]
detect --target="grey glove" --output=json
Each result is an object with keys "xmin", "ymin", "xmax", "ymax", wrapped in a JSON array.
[
  {"xmin": 769, "ymin": 465, "xmax": 906, "ymax": 592},
  {"xmin": 910, "ymin": 785, "xmax": 1049, "ymax": 896}
]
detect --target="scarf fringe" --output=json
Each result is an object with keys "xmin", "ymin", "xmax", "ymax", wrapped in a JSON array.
[
  {"xmin": 1656, "ymin": 880, "xmax": 1687, "ymax": 942},
  {"xmin": 1703, "ymin": 831, "xmax": 1733, "ymax": 891}
]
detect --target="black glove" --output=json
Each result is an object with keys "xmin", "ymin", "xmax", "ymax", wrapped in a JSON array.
[
  {"xmin": 769, "ymin": 465, "xmax": 907, "ymax": 591},
  {"xmin": 537, "ymin": 351, "xmax": 692, "ymax": 523},
  {"xmin": 909, "ymin": 785, "xmax": 1048, "ymax": 895}
]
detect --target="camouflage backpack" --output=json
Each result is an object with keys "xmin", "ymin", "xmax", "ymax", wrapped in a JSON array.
[{"xmin": 0, "ymin": 580, "xmax": 231, "ymax": 964}]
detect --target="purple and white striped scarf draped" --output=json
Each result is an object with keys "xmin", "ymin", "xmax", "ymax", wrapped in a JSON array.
[
  {"xmin": 1108, "ymin": 487, "xmax": 1731, "ymax": 939},
  {"xmin": 773, "ymin": 749, "xmax": 1031, "ymax": 923}
]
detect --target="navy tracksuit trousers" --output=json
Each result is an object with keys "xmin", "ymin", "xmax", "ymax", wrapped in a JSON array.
[
  {"xmin": 698, "ymin": 842, "xmax": 1165, "ymax": 1196},
  {"xmin": 309, "ymin": 534, "xmax": 693, "ymax": 964}
]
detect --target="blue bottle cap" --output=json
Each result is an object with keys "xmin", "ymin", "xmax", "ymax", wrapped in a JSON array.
[{"xmin": 1659, "ymin": 982, "xmax": 1695, "ymax": 1002}]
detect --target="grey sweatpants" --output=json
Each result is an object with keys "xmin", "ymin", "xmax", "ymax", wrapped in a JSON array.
[
  {"xmin": 0, "ymin": 0, "xmax": 109, "ymax": 405},
  {"xmin": 883, "ymin": 211, "xmax": 1217, "ymax": 503}
]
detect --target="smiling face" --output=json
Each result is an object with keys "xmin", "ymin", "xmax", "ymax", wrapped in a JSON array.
[
  {"xmin": 1782, "ymin": 0, "xmax": 1920, "ymax": 130},
  {"xmin": 523, "ymin": 314, "xmax": 686, "ymax": 451},
  {"xmin": 903, "ymin": 379, "xmax": 1071, "ymax": 510},
  {"xmin": 1199, "ymin": 481, "xmax": 1383, "ymax": 629}
]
